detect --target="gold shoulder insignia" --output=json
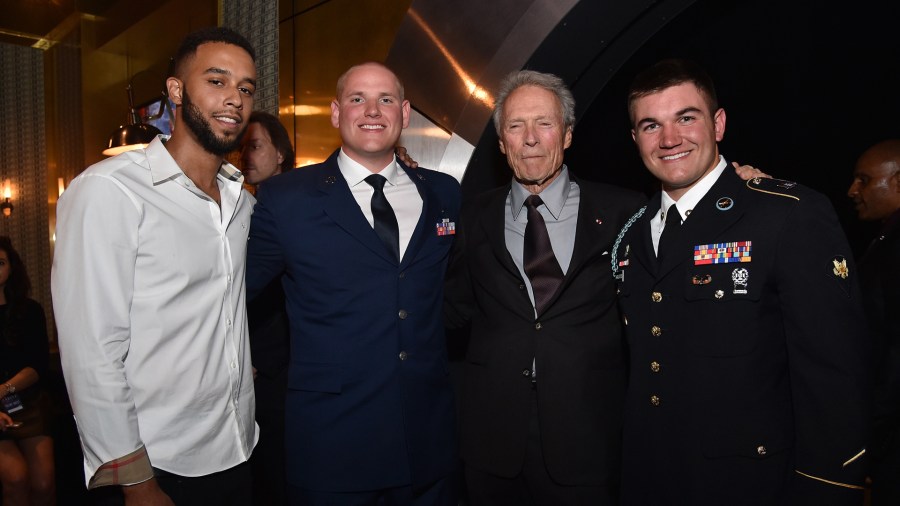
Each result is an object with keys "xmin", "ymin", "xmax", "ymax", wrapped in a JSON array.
[
  {"xmin": 832, "ymin": 257, "xmax": 849, "ymax": 279},
  {"xmin": 746, "ymin": 177, "xmax": 800, "ymax": 201},
  {"xmin": 795, "ymin": 470, "xmax": 864, "ymax": 490}
]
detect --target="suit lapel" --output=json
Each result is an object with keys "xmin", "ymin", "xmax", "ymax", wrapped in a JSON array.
[
  {"xmin": 481, "ymin": 185, "xmax": 523, "ymax": 278},
  {"xmin": 398, "ymin": 164, "xmax": 432, "ymax": 269},
  {"xmin": 317, "ymin": 153, "xmax": 397, "ymax": 263},
  {"xmin": 630, "ymin": 192, "xmax": 661, "ymax": 275},
  {"xmin": 656, "ymin": 169, "xmax": 746, "ymax": 279}
]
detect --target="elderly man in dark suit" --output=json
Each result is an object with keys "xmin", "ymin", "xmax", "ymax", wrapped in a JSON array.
[
  {"xmin": 444, "ymin": 70, "xmax": 645, "ymax": 505},
  {"xmin": 247, "ymin": 62, "xmax": 460, "ymax": 505},
  {"xmin": 848, "ymin": 140, "xmax": 900, "ymax": 505},
  {"xmin": 614, "ymin": 58, "xmax": 871, "ymax": 505}
]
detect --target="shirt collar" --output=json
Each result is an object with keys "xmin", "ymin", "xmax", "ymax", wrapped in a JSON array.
[
  {"xmin": 510, "ymin": 165, "xmax": 571, "ymax": 221},
  {"xmin": 662, "ymin": 155, "xmax": 727, "ymax": 221},
  {"xmin": 146, "ymin": 135, "xmax": 245, "ymax": 185},
  {"xmin": 337, "ymin": 148, "xmax": 400, "ymax": 187}
]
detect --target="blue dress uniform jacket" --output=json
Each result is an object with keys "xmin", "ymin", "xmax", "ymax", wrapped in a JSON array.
[
  {"xmin": 614, "ymin": 168, "xmax": 871, "ymax": 505},
  {"xmin": 445, "ymin": 177, "xmax": 645, "ymax": 486},
  {"xmin": 247, "ymin": 149, "xmax": 460, "ymax": 492}
]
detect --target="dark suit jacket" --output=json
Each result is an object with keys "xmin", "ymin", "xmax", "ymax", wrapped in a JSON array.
[
  {"xmin": 614, "ymin": 168, "xmax": 871, "ymax": 505},
  {"xmin": 859, "ymin": 211, "xmax": 900, "ymax": 460},
  {"xmin": 444, "ymin": 176, "xmax": 645, "ymax": 486},
  {"xmin": 247, "ymin": 150, "xmax": 460, "ymax": 492}
]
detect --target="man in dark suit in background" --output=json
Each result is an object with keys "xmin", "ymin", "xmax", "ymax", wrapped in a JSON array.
[
  {"xmin": 614, "ymin": 58, "xmax": 871, "ymax": 505},
  {"xmin": 847, "ymin": 140, "xmax": 900, "ymax": 505},
  {"xmin": 444, "ymin": 70, "xmax": 645, "ymax": 505},
  {"xmin": 247, "ymin": 62, "xmax": 460, "ymax": 505}
]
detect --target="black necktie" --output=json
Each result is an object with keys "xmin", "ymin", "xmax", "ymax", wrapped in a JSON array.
[
  {"xmin": 364, "ymin": 174, "xmax": 400, "ymax": 261},
  {"xmin": 657, "ymin": 203, "xmax": 681, "ymax": 262},
  {"xmin": 523, "ymin": 195, "xmax": 564, "ymax": 315}
]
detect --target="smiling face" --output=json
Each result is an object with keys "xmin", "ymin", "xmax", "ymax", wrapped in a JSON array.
[
  {"xmin": 631, "ymin": 82, "xmax": 725, "ymax": 201},
  {"xmin": 331, "ymin": 63, "xmax": 409, "ymax": 172},
  {"xmin": 168, "ymin": 42, "xmax": 257, "ymax": 156},
  {"xmin": 240, "ymin": 122, "xmax": 284, "ymax": 185},
  {"xmin": 498, "ymin": 85, "xmax": 572, "ymax": 194}
]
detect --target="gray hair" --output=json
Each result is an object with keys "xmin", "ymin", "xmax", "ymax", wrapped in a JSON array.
[{"xmin": 492, "ymin": 70, "xmax": 575, "ymax": 134}]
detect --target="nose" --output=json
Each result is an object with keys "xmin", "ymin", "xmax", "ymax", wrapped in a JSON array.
[
  {"xmin": 659, "ymin": 125, "xmax": 681, "ymax": 149},
  {"xmin": 225, "ymin": 86, "xmax": 244, "ymax": 110},
  {"xmin": 523, "ymin": 125, "xmax": 538, "ymax": 147},
  {"xmin": 365, "ymin": 100, "xmax": 381, "ymax": 117},
  {"xmin": 847, "ymin": 180, "xmax": 860, "ymax": 198}
]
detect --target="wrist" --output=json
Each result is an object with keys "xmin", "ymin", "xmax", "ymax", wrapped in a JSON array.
[{"xmin": 3, "ymin": 383, "xmax": 13, "ymax": 395}]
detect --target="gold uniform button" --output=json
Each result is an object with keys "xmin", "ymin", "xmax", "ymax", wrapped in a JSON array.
[
  {"xmin": 651, "ymin": 291, "xmax": 663, "ymax": 302},
  {"xmin": 650, "ymin": 361, "xmax": 660, "ymax": 373},
  {"xmin": 650, "ymin": 395, "xmax": 660, "ymax": 406},
  {"xmin": 715, "ymin": 290, "xmax": 725, "ymax": 299},
  {"xmin": 651, "ymin": 325, "xmax": 662, "ymax": 337},
  {"xmin": 535, "ymin": 322, "xmax": 543, "ymax": 330},
  {"xmin": 757, "ymin": 445, "xmax": 767, "ymax": 456},
  {"xmin": 399, "ymin": 351, "xmax": 408, "ymax": 361}
]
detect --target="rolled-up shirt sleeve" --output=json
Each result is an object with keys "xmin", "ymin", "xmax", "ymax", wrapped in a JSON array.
[{"xmin": 52, "ymin": 173, "xmax": 151, "ymax": 487}]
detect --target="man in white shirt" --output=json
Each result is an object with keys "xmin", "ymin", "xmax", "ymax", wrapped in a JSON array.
[{"xmin": 52, "ymin": 26, "xmax": 259, "ymax": 505}]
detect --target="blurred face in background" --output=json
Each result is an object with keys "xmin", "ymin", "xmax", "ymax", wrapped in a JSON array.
[
  {"xmin": 240, "ymin": 121, "xmax": 284, "ymax": 185},
  {"xmin": 0, "ymin": 250, "xmax": 10, "ymax": 290}
]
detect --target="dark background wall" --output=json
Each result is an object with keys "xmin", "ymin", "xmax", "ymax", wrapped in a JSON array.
[{"xmin": 465, "ymin": 0, "xmax": 900, "ymax": 257}]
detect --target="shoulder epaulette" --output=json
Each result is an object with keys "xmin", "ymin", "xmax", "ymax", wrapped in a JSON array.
[{"xmin": 746, "ymin": 177, "xmax": 800, "ymax": 201}]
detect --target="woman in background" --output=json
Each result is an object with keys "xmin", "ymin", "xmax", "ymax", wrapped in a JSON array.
[
  {"xmin": 241, "ymin": 111, "xmax": 295, "ymax": 506},
  {"xmin": 0, "ymin": 236, "xmax": 55, "ymax": 505}
]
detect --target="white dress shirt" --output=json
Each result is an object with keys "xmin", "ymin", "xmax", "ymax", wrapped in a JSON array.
[
  {"xmin": 338, "ymin": 149, "xmax": 423, "ymax": 261},
  {"xmin": 651, "ymin": 155, "xmax": 728, "ymax": 254},
  {"xmin": 52, "ymin": 136, "xmax": 258, "ymax": 485}
]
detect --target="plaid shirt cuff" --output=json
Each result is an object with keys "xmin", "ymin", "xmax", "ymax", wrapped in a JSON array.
[{"xmin": 88, "ymin": 446, "xmax": 153, "ymax": 489}]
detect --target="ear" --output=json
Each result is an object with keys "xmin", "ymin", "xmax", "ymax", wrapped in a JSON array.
[
  {"xmin": 330, "ymin": 100, "xmax": 340, "ymax": 129},
  {"xmin": 631, "ymin": 129, "xmax": 637, "ymax": 143},
  {"xmin": 276, "ymin": 151, "xmax": 284, "ymax": 165},
  {"xmin": 167, "ymin": 77, "xmax": 183, "ymax": 105},
  {"xmin": 713, "ymin": 108, "xmax": 726, "ymax": 142},
  {"xmin": 563, "ymin": 126, "xmax": 573, "ymax": 150},
  {"xmin": 401, "ymin": 100, "xmax": 411, "ymax": 129},
  {"xmin": 498, "ymin": 137, "xmax": 507, "ymax": 155}
]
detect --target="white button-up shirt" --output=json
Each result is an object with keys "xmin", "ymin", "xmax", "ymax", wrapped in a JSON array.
[{"xmin": 52, "ymin": 136, "xmax": 258, "ymax": 485}]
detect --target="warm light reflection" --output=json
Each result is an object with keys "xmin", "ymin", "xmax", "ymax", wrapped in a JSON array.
[
  {"xmin": 296, "ymin": 159, "xmax": 324, "ymax": 168},
  {"xmin": 3, "ymin": 181, "xmax": 11, "ymax": 199},
  {"xmin": 58, "ymin": 177, "xmax": 66, "ymax": 197},
  {"xmin": 279, "ymin": 105, "xmax": 329, "ymax": 117},
  {"xmin": 408, "ymin": 9, "xmax": 494, "ymax": 108}
]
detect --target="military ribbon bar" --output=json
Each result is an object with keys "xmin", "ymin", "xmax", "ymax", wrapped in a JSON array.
[{"xmin": 693, "ymin": 241, "xmax": 752, "ymax": 265}]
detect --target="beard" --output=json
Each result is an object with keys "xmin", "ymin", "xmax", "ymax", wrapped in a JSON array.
[{"xmin": 181, "ymin": 88, "xmax": 246, "ymax": 156}]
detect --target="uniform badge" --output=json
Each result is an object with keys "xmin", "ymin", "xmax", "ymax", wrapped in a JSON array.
[
  {"xmin": 716, "ymin": 197, "xmax": 734, "ymax": 211},
  {"xmin": 694, "ymin": 241, "xmax": 752, "ymax": 265},
  {"xmin": 832, "ymin": 257, "xmax": 849, "ymax": 279},
  {"xmin": 325, "ymin": 176, "xmax": 336, "ymax": 184},
  {"xmin": 692, "ymin": 274, "xmax": 712, "ymax": 285},
  {"xmin": 732, "ymin": 268, "xmax": 749, "ymax": 294},
  {"xmin": 417, "ymin": 173, "xmax": 426, "ymax": 180},
  {"xmin": 436, "ymin": 218, "xmax": 456, "ymax": 236}
]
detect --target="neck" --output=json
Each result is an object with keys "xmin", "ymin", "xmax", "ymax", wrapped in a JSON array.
[
  {"xmin": 517, "ymin": 166, "xmax": 562, "ymax": 195},
  {"xmin": 163, "ymin": 133, "xmax": 224, "ymax": 197}
]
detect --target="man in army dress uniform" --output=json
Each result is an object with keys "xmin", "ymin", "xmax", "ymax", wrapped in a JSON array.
[{"xmin": 613, "ymin": 58, "xmax": 871, "ymax": 505}]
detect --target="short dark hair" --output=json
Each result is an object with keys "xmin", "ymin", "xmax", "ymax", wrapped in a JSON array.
[
  {"xmin": 171, "ymin": 26, "xmax": 256, "ymax": 79},
  {"xmin": 627, "ymin": 58, "xmax": 718, "ymax": 125},
  {"xmin": 249, "ymin": 111, "xmax": 295, "ymax": 173}
]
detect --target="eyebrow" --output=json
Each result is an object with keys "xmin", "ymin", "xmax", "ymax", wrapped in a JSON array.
[
  {"xmin": 203, "ymin": 67, "xmax": 257, "ymax": 87},
  {"xmin": 635, "ymin": 106, "xmax": 703, "ymax": 128}
]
